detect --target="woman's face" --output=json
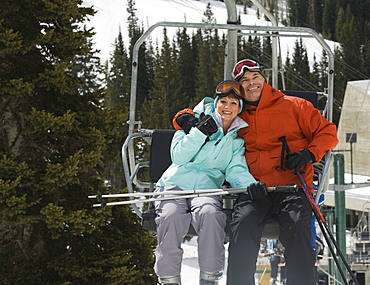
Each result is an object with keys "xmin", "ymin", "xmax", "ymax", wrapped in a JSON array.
[{"xmin": 216, "ymin": 96, "xmax": 240, "ymax": 123}]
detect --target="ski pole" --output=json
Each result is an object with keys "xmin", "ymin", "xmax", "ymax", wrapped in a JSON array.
[
  {"xmin": 296, "ymin": 170, "xmax": 358, "ymax": 285},
  {"xmin": 89, "ymin": 188, "xmax": 241, "ymax": 199},
  {"xmin": 88, "ymin": 185, "xmax": 298, "ymax": 199},
  {"xmin": 278, "ymin": 136, "xmax": 359, "ymax": 285},
  {"xmin": 91, "ymin": 185, "xmax": 298, "ymax": 207},
  {"xmin": 93, "ymin": 189, "xmax": 239, "ymax": 207}
]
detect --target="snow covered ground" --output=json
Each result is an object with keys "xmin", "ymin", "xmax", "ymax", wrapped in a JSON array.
[
  {"xmin": 181, "ymin": 238, "xmax": 230, "ymax": 285},
  {"xmin": 181, "ymin": 238, "xmax": 227, "ymax": 284},
  {"xmin": 180, "ymin": 238, "xmax": 271, "ymax": 284}
]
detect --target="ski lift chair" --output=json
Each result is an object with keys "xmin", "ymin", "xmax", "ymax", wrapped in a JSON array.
[{"xmin": 140, "ymin": 90, "xmax": 329, "ymax": 241}]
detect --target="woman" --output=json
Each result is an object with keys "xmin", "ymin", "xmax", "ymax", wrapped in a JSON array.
[{"xmin": 154, "ymin": 80, "xmax": 257, "ymax": 285}]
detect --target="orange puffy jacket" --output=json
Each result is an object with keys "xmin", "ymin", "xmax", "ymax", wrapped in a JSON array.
[{"xmin": 237, "ymin": 83, "xmax": 338, "ymax": 192}]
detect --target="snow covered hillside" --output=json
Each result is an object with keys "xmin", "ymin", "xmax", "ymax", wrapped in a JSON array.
[{"xmin": 82, "ymin": 0, "xmax": 335, "ymax": 65}]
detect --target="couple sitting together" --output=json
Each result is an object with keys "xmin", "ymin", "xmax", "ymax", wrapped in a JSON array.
[{"xmin": 153, "ymin": 59, "xmax": 338, "ymax": 285}]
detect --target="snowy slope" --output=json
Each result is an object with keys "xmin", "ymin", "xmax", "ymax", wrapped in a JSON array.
[
  {"xmin": 82, "ymin": 0, "xmax": 335, "ymax": 65},
  {"xmin": 181, "ymin": 238, "xmax": 229, "ymax": 284}
]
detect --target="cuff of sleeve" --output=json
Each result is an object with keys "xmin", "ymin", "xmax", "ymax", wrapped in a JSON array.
[
  {"xmin": 172, "ymin": 108, "xmax": 195, "ymax": 130},
  {"xmin": 307, "ymin": 149, "xmax": 316, "ymax": 163}
]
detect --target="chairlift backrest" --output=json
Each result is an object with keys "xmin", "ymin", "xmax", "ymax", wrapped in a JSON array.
[
  {"xmin": 283, "ymin": 90, "xmax": 318, "ymax": 109},
  {"xmin": 149, "ymin": 130, "xmax": 176, "ymax": 183}
]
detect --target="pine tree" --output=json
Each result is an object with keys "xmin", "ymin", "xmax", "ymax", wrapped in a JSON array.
[
  {"xmin": 319, "ymin": 50, "xmax": 329, "ymax": 92},
  {"xmin": 307, "ymin": 0, "xmax": 324, "ymax": 32},
  {"xmin": 106, "ymin": 28, "xmax": 131, "ymax": 108},
  {"xmin": 283, "ymin": 51, "xmax": 295, "ymax": 90},
  {"xmin": 335, "ymin": 7, "xmax": 346, "ymax": 43},
  {"xmin": 291, "ymin": 39, "xmax": 311, "ymax": 90},
  {"xmin": 333, "ymin": 46, "xmax": 348, "ymax": 125},
  {"xmin": 195, "ymin": 3, "xmax": 219, "ymax": 103},
  {"xmin": 287, "ymin": 0, "xmax": 309, "ymax": 27},
  {"xmin": 102, "ymin": 29, "xmax": 132, "ymax": 191},
  {"xmin": 126, "ymin": 0, "xmax": 153, "ymax": 120},
  {"xmin": 322, "ymin": 0, "xmax": 338, "ymax": 40},
  {"xmin": 262, "ymin": 35, "xmax": 273, "ymax": 69},
  {"xmin": 143, "ymin": 29, "xmax": 183, "ymax": 129},
  {"xmin": 310, "ymin": 54, "xmax": 321, "ymax": 90},
  {"xmin": 211, "ymin": 29, "xmax": 225, "ymax": 86},
  {"xmin": 0, "ymin": 0, "xmax": 156, "ymax": 283},
  {"xmin": 339, "ymin": 14, "xmax": 363, "ymax": 80},
  {"xmin": 176, "ymin": 27, "xmax": 197, "ymax": 106}
]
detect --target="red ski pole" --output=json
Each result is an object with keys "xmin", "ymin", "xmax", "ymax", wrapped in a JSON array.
[{"xmin": 278, "ymin": 136, "xmax": 359, "ymax": 285}]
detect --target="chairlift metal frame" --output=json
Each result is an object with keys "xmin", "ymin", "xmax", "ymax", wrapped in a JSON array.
[
  {"xmin": 124, "ymin": 14, "xmax": 334, "ymax": 217},
  {"xmin": 87, "ymin": 0, "xmax": 334, "ymax": 227}
]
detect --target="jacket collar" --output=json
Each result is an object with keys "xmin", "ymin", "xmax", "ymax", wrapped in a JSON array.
[
  {"xmin": 252, "ymin": 82, "xmax": 284, "ymax": 110},
  {"xmin": 213, "ymin": 111, "xmax": 248, "ymax": 133}
]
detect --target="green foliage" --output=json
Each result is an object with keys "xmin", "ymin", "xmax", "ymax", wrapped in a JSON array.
[
  {"xmin": 176, "ymin": 27, "xmax": 197, "ymax": 105},
  {"xmin": 106, "ymin": 29, "xmax": 131, "ymax": 109},
  {"xmin": 0, "ymin": 0, "xmax": 155, "ymax": 284},
  {"xmin": 143, "ymin": 29, "xmax": 184, "ymax": 129}
]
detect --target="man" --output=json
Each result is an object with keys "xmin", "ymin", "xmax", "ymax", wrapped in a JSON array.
[
  {"xmin": 173, "ymin": 59, "xmax": 338, "ymax": 284},
  {"xmin": 267, "ymin": 241, "xmax": 287, "ymax": 285}
]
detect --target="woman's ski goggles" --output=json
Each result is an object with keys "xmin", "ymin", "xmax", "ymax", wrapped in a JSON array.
[
  {"xmin": 232, "ymin": 59, "xmax": 263, "ymax": 81},
  {"xmin": 215, "ymin": 80, "xmax": 244, "ymax": 113}
]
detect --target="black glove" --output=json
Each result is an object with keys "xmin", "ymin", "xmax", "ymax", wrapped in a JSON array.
[
  {"xmin": 247, "ymin": 182, "xmax": 268, "ymax": 200},
  {"xmin": 176, "ymin": 113, "xmax": 198, "ymax": 134},
  {"xmin": 195, "ymin": 113, "xmax": 218, "ymax": 137},
  {"xmin": 286, "ymin": 149, "xmax": 315, "ymax": 171}
]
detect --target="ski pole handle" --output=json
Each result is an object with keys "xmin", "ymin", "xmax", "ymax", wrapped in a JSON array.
[{"xmin": 268, "ymin": 184, "xmax": 298, "ymax": 192}]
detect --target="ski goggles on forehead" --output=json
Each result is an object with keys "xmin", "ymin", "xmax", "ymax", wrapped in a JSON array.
[
  {"xmin": 215, "ymin": 80, "xmax": 244, "ymax": 99},
  {"xmin": 232, "ymin": 59, "xmax": 262, "ymax": 80},
  {"xmin": 215, "ymin": 80, "xmax": 244, "ymax": 113}
]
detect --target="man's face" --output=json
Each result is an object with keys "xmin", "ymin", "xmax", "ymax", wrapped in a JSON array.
[{"xmin": 239, "ymin": 71, "xmax": 265, "ymax": 102}]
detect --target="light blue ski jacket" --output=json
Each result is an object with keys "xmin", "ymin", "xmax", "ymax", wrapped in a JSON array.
[{"xmin": 157, "ymin": 97, "xmax": 257, "ymax": 191}]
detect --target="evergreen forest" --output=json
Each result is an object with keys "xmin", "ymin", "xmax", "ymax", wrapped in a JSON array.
[{"xmin": 0, "ymin": 0, "xmax": 369, "ymax": 283}]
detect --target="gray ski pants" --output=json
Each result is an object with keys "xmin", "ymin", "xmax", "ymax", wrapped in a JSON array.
[{"xmin": 154, "ymin": 186, "xmax": 227, "ymax": 277}]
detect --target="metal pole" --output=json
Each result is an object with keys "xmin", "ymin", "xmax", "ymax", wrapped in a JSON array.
[
  {"xmin": 350, "ymin": 142, "xmax": 354, "ymax": 184},
  {"xmin": 327, "ymin": 211, "xmax": 335, "ymax": 285},
  {"xmin": 224, "ymin": 0, "xmax": 238, "ymax": 79},
  {"xmin": 335, "ymin": 189, "xmax": 347, "ymax": 282},
  {"xmin": 249, "ymin": 0, "xmax": 279, "ymax": 88}
]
